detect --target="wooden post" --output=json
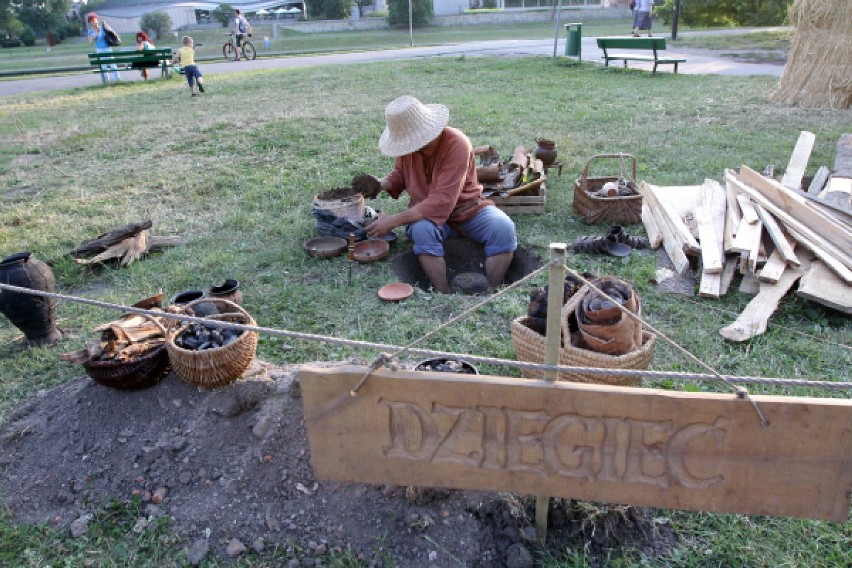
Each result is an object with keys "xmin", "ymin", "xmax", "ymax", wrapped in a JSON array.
[{"xmin": 536, "ymin": 243, "xmax": 567, "ymax": 543}]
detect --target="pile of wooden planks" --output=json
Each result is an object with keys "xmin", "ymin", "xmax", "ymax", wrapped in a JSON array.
[{"xmin": 639, "ymin": 132, "xmax": 851, "ymax": 341}]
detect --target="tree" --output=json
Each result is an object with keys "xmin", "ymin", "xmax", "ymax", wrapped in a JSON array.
[
  {"xmin": 140, "ymin": 11, "xmax": 172, "ymax": 40},
  {"xmin": 309, "ymin": 0, "xmax": 350, "ymax": 20},
  {"xmin": 656, "ymin": 0, "xmax": 791, "ymax": 27},
  {"xmin": 387, "ymin": 0, "xmax": 432, "ymax": 27},
  {"xmin": 0, "ymin": 0, "xmax": 24, "ymax": 39},
  {"xmin": 213, "ymin": 3, "xmax": 233, "ymax": 28},
  {"xmin": 16, "ymin": 0, "xmax": 70, "ymax": 36}
]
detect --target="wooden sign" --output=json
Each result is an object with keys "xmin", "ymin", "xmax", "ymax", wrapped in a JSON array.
[{"xmin": 299, "ymin": 365, "xmax": 852, "ymax": 522}]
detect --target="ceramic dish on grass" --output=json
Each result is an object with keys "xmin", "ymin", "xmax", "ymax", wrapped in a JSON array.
[
  {"xmin": 353, "ymin": 239, "xmax": 389, "ymax": 263},
  {"xmin": 378, "ymin": 282, "xmax": 414, "ymax": 302},
  {"xmin": 303, "ymin": 236, "xmax": 347, "ymax": 259}
]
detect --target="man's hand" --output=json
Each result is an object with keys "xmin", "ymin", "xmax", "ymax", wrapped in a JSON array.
[
  {"xmin": 366, "ymin": 212, "xmax": 397, "ymax": 238},
  {"xmin": 352, "ymin": 174, "xmax": 382, "ymax": 199}
]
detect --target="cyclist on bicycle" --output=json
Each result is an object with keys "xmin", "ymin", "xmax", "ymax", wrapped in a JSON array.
[{"xmin": 234, "ymin": 9, "xmax": 252, "ymax": 49}]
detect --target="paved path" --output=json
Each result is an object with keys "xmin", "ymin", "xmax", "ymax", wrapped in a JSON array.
[{"xmin": 1, "ymin": 33, "xmax": 784, "ymax": 98}]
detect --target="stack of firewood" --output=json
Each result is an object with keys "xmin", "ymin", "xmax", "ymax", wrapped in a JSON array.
[
  {"xmin": 639, "ymin": 131, "xmax": 851, "ymax": 341},
  {"xmin": 61, "ymin": 311, "xmax": 168, "ymax": 363}
]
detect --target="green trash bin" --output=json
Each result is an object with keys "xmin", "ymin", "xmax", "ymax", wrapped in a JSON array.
[{"xmin": 564, "ymin": 22, "xmax": 582, "ymax": 61}]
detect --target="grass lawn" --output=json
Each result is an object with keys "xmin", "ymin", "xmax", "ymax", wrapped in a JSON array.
[{"xmin": 0, "ymin": 55, "xmax": 850, "ymax": 566}]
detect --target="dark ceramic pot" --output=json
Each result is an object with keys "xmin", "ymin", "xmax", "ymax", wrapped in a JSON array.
[
  {"xmin": 534, "ymin": 138, "xmax": 558, "ymax": 166},
  {"xmin": 208, "ymin": 279, "xmax": 242, "ymax": 305},
  {"xmin": 414, "ymin": 358, "xmax": 478, "ymax": 375},
  {"xmin": 170, "ymin": 290, "xmax": 218, "ymax": 317},
  {"xmin": 0, "ymin": 252, "xmax": 61, "ymax": 345}
]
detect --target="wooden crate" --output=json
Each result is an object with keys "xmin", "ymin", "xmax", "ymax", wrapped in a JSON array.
[{"xmin": 490, "ymin": 184, "xmax": 546, "ymax": 215}]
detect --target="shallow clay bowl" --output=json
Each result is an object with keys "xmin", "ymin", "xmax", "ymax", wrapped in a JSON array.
[
  {"xmin": 378, "ymin": 282, "xmax": 414, "ymax": 302},
  {"xmin": 304, "ymin": 236, "xmax": 347, "ymax": 259},
  {"xmin": 353, "ymin": 239, "xmax": 390, "ymax": 263}
]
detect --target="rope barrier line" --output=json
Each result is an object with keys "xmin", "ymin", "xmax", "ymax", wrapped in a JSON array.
[
  {"xmin": 563, "ymin": 266, "xmax": 770, "ymax": 427},
  {"xmin": 1, "ymin": 282, "xmax": 851, "ymax": 392},
  {"xmin": 350, "ymin": 262, "xmax": 551, "ymax": 395}
]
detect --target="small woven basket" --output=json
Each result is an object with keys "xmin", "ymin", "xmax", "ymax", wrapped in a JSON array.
[
  {"xmin": 82, "ymin": 314, "xmax": 170, "ymax": 390},
  {"xmin": 573, "ymin": 153, "xmax": 643, "ymax": 225},
  {"xmin": 166, "ymin": 299, "xmax": 258, "ymax": 388},
  {"xmin": 511, "ymin": 285, "xmax": 655, "ymax": 386}
]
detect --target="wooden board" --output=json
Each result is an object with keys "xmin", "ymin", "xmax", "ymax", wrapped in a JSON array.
[
  {"xmin": 780, "ymin": 130, "xmax": 815, "ymax": 191},
  {"xmin": 727, "ymin": 170, "xmax": 852, "ymax": 283},
  {"xmin": 721, "ymin": 263, "xmax": 804, "ymax": 341},
  {"xmin": 490, "ymin": 186, "xmax": 546, "ymax": 215},
  {"xmin": 299, "ymin": 365, "xmax": 852, "ymax": 522},
  {"xmin": 640, "ymin": 183, "xmax": 689, "ymax": 274},
  {"xmin": 641, "ymin": 202, "xmax": 663, "ymax": 249},
  {"xmin": 797, "ymin": 259, "xmax": 852, "ymax": 314}
]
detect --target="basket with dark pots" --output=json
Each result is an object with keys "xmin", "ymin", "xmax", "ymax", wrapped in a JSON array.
[{"xmin": 166, "ymin": 298, "xmax": 258, "ymax": 388}]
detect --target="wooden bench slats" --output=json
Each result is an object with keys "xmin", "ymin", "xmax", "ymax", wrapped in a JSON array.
[
  {"xmin": 88, "ymin": 49, "xmax": 173, "ymax": 84},
  {"xmin": 596, "ymin": 36, "xmax": 686, "ymax": 74}
]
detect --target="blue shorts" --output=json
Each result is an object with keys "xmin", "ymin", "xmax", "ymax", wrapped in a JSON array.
[
  {"xmin": 407, "ymin": 205, "xmax": 518, "ymax": 257},
  {"xmin": 184, "ymin": 65, "xmax": 202, "ymax": 87}
]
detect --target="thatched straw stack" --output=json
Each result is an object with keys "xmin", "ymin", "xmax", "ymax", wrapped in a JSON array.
[{"xmin": 769, "ymin": 0, "xmax": 852, "ymax": 110}]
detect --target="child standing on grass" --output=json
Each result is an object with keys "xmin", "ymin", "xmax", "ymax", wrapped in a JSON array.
[{"xmin": 174, "ymin": 36, "xmax": 205, "ymax": 96}]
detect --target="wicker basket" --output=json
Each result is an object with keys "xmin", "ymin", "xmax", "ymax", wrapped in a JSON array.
[
  {"xmin": 573, "ymin": 153, "xmax": 643, "ymax": 225},
  {"xmin": 166, "ymin": 299, "xmax": 258, "ymax": 388},
  {"xmin": 82, "ymin": 314, "xmax": 170, "ymax": 390},
  {"xmin": 511, "ymin": 285, "xmax": 655, "ymax": 386}
]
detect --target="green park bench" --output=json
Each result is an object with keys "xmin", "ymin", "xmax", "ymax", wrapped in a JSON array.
[
  {"xmin": 88, "ymin": 48, "xmax": 173, "ymax": 84},
  {"xmin": 596, "ymin": 37, "xmax": 686, "ymax": 74}
]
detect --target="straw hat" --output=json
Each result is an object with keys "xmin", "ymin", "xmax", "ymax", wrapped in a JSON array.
[{"xmin": 379, "ymin": 96, "xmax": 449, "ymax": 157}]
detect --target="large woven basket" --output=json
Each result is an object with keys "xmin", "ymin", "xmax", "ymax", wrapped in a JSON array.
[
  {"xmin": 511, "ymin": 285, "xmax": 655, "ymax": 386},
  {"xmin": 82, "ymin": 314, "xmax": 170, "ymax": 390},
  {"xmin": 166, "ymin": 299, "xmax": 258, "ymax": 388},
  {"xmin": 573, "ymin": 153, "xmax": 643, "ymax": 225}
]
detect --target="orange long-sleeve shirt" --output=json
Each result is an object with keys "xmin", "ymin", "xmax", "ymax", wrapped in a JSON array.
[{"xmin": 384, "ymin": 127, "xmax": 491, "ymax": 226}]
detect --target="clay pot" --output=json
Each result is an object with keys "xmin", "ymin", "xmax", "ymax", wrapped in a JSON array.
[
  {"xmin": 0, "ymin": 252, "xmax": 61, "ymax": 345},
  {"xmin": 170, "ymin": 290, "xmax": 218, "ymax": 317},
  {"xmin": 534, "ymin": 138, "xmax": 558, "ymax": 166},
  {"xmin": 208, "ymin": 279, "xmax": 243, "ymax": 305}
]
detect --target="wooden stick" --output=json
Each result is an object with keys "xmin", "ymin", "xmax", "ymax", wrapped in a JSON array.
[{"xmin": 537, "ymin": 243, "xmax": 567, "ymax": 545}]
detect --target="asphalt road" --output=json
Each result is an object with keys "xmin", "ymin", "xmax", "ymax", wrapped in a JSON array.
[{"xmin": 1, "ymin": 33, "xmax": 785, "ymax": 98}]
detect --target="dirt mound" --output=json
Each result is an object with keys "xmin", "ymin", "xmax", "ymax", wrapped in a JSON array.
[{"xmin": 0, "ymin": 362, "xmax": 675, "ymax": 566}]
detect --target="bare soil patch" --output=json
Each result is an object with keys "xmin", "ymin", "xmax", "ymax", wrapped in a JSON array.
[{"xmin": 0, "ymin": 360, "xmax": 676, "ymax": 566}]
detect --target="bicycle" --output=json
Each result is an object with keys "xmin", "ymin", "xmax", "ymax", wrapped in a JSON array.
[{"xmin": 223, "ymin": 32, "xmax": 256, "ymax": 61}]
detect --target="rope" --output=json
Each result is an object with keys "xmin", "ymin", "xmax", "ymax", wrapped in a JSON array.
[
  {"xmin": 350, "ymin": 262, "xmax": 550, "ymax": 395},
  {"xmin": 2, "ymin": 282, "xmax": 851, "ymax": 393},
  {"xmin": 563, "ymin": 266, "xmax": 771, "ymax": 427}
]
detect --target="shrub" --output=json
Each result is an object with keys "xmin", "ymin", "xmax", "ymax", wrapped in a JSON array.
[
  {"xmin": 213, "ymin": 3, "xmax": 233, "ymax": 27},
  {"xmin": 140, "ymin": 10, "xmax": 173, "ymax": 40},
  {"xmin": 20, "ymin": 28, "xmax": 36, "ymax": 47}
]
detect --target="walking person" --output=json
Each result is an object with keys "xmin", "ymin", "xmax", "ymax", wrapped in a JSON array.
[
  {"xmin": 632, "ymin": 0, "xmax": 654, "ymax": 37},
  {"xmin": 234, "ymin": 9, "xmax": 252, "ymax": 51},
  {"xmin": 174, "ymin": 36, "xmax": 205, "ymax": 96},
  {"xmin": 87, "ymin": 13, "xmax": 120, "ymax": 82}
]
